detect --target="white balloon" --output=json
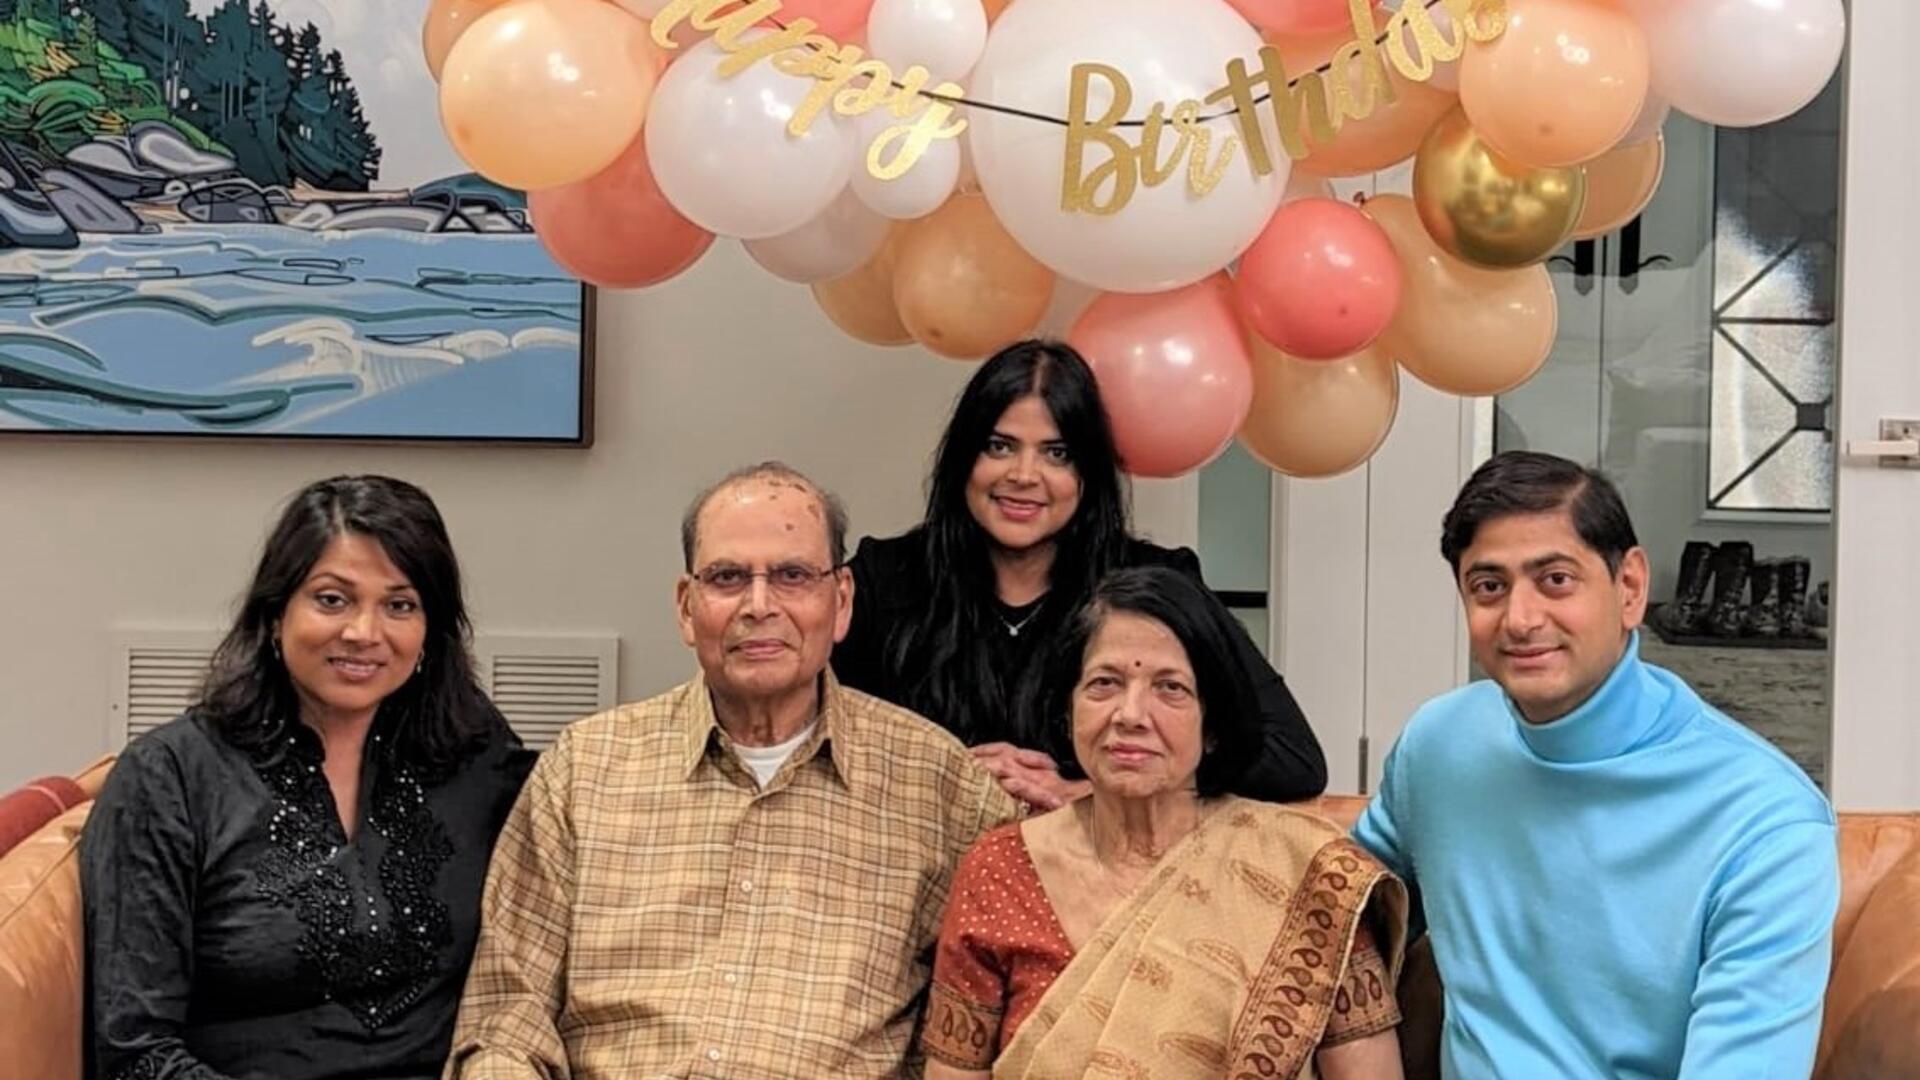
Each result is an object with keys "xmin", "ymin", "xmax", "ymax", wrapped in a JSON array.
[
  {"xmin": 745, "ymin": 187, "xmax": 893, "ymax": 283},
  {"xmin": 1381, "ymin": 0, "xmax": 1460, "ymax": 92},
  {"xmin": 867, "ymin": 0, "xmax": 989, "ymax": 82},
  {"xmin": 849, "ymin": 111, "xmax": 963, "ymax": 220},
  {"xmin": 611, "ymin": 0, "xmax": 670, "ymax": 15},
  {"xmin": 966, "ymin": 0, "xmax": 1285, "ymax": 294},
  {"xmin": 1626, "ymin": 0, "xmax": 1844, "ymax": 128},
  {"xmin": 645, "ymin": 33, "xmax": 854, "ymax": 240}
]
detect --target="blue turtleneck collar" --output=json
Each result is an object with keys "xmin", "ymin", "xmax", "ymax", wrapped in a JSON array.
[{"xmin": 1506, "ymin": 631, "xmax": 1689, "ymax": 764}]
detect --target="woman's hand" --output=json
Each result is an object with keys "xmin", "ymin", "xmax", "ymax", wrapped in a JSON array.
[{"xmin": 970, "ymin": 743, "xmax": 1092, "ymax": 811}]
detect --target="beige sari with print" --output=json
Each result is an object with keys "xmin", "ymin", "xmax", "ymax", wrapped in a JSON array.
[{"xmin": 992, "ymin": 797, "xmax": 1407, "ymax": 1080}]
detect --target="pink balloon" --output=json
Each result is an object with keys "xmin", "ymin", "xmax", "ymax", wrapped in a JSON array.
[
  {"xmin": 529, "ymin": 130, "xmax": 714, "ymax": 289},
  {"xmin": 1067, "ymin": 274, "xmax": 1255, "ymax": 479},
  {"xmin": 778, "ymin": 0, "xmax": 876, "ymax": 39},
  {"xmin": 1225, "ymin": 0, "xmax": 1355, "ymax": 34},
  {"xmin": 1235, "ymin": 197, "xmax": 1403, "ymax": 360}
]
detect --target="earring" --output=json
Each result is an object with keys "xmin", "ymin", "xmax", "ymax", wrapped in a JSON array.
[
  {"xmin": 271, "ymin": 638, "xmax": 282, "ymax": 661},
  {"xmin": 415, "ymin": 653, "xmax": 426, "ymax": 675}
]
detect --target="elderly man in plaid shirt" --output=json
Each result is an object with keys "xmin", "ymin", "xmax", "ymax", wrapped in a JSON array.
[{"xmin": 447, "ymin": 462, "xmax": 1018, "ymax": 1080}]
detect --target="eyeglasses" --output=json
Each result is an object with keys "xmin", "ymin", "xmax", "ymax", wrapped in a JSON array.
[{"xmin": 690, "ymin": 562, "xmax": 840, "ymax": 600}]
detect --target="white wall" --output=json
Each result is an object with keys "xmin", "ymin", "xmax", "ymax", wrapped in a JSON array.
[
  {"xmin": 1829, "ymin": 0, "xmax": 1920, "ymax": 810},
  {"xmin": 0, "ymin": 242, "xmax": 1200, "ymax": 789}
]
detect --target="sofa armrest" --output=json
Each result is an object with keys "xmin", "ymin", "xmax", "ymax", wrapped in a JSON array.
[{"xmin": 0, "ymin": 802, "xmax": 93, "ymax": 1080}]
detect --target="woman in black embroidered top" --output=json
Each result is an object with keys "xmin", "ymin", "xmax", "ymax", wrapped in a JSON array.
[
  {"xmin": 833, "ymin": 340, "xmax": 1326, "ymax": 810},
  {"xmin": 81, "ymin": 476, "xmax": 535, "ymax": 1080}
]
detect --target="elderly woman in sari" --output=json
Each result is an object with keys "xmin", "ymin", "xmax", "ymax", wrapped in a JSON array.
[{"xmin": 922, "ymin": 566, "xmax": 1407, "ymax": 1079}]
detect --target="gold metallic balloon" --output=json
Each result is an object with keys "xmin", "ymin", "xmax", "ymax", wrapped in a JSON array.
[{"xmin": 1412, "ymin": 107, "xmax": 1587, "ymax": 269}]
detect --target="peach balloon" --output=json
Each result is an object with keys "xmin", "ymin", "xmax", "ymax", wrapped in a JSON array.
[
  {"xmin": 1067, "ymin": 274, "xmax": 1254, "ymax": 478},
  {"xmin": 982, "ymin": 0, "xmax": 1011, "ymax": 22},
  {"xmin": 893, "ymin": 194, "xmax": 1054, "ymax": 360},
  {"xmin": 1239, "ymin": 338, "xmax": 1400, "ymax": 478},
  {"xmin": 422, "ymin": 0, "xmax": 510, "ymax": 81},
  {"xmin": 813, "ymin": 233, "xmax": 915, "ymax": 347},
  {"xmin": 528, "ymin": 130, "xmax": 714, "ymax": 289},
  {"xmin": 1572, "ymin": 133, "xmax": 1665, "ymax": 240},
  {"xmin": 439, "ymin": 0, "xmax": 659, "ymax": 191},
  {"xmin": 1365, "ymin": 194, "xmax": 1558, "ymax": 397},
  {"xmin": 1458, "ymin": 0, "xmax": 1649, "ymax": 167},
  {"xmin": 1265, "ymin": 18, "xmax": 1459, "ymax": 178}
]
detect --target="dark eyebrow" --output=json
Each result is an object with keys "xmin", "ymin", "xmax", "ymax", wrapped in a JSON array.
[
  {"xmin": 1522, "ymin": 552, "xmax": 1581, "ymax": 574},
  {"xmin": 1464, "ymin": 552, "xmax": 1580, "ymax": 578},
  {"xmin": 307, "ymin": 572, "xmax": 416, "ymax": 593}
]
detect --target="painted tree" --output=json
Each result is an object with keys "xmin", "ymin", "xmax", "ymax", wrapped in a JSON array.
[
  {"xmin": 81, "ymin": 0, "xmax": 133, "ymax": 63},
  {"xmin": 309, "ymin": 47, "xmax": 378, "ymax": 189},
  {"xmin": 280, "ymin": 21, "xmax": 334, "ymax": 186},
  {"xmin": 120, "ymin": 0, "xmax": 204, "ymax": 120}
]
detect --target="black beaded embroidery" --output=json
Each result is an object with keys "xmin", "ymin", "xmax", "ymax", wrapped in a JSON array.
[
  {"xmin": 110, "ymin": 1051, "xmax": 168, "ymax": 1080},
  {"xmin": 254, "ymin": 734, "xmax": 454, "ymax": 1032}
]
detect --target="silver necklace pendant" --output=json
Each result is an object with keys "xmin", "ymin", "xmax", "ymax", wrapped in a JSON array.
[{"xmin": 1000, "ymin": 601, "xmax": 1044, "ymax": 637}]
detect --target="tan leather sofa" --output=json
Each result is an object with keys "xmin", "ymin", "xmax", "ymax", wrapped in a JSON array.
[
  {"xmin": 1311, "ymin": 795, "xmax": 1920, "ymax": 1080},
  {"xmin": 0, "ymin": 756, "xmax": 111, "ymax": 1080},
  {"xmin": 0, "ymin": 768, "xmax": 1910, "ymax": 1080}
]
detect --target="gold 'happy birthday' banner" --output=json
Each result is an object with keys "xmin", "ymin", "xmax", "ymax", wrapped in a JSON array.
[{"xmin": 648, "ymin": 0, "xmax": 1509, "ymax": 214}]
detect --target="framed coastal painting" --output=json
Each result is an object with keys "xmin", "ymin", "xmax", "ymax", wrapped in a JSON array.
[{"xmin": 0, "ymin": 0, "xmax": 592, "ymax": 442}]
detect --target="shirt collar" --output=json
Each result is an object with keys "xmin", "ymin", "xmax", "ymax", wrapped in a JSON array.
[
  {"xmin": 679, "ymin": 669, "xmax": 862, "ymax": 791},
  {"xmin": 1507, "ymin": 631, "xmax": 1684, "ymax": 764}
]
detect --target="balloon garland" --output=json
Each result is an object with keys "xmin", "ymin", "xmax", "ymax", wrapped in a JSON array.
[{"xmin": 428, "ymin": 0, "xmax": 1847, "ymax": 479}]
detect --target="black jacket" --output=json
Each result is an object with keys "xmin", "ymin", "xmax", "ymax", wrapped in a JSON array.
[{"xmin": 832, "ymin": 528, "xmax": 1328, "ymax": 802}]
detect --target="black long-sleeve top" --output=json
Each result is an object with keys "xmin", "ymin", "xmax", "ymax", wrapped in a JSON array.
[
  {"xmin": 832, "ymin": 529, "xmax": 1328, "ymax": 802},
  {"xmin": 80, "ymin": 711, "xmax": 534, "ymax": 1080}
]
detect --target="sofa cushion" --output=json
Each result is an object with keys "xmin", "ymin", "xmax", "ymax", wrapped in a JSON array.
[
  {"xmin": 0, "ymin": 776, "xmax": 87, "ymax": 859},
  {"xmin": 1305, "ymin": 793, "xmax": 1367, "ymax": 831},
  {"xmin": 70, "ymin": 755, "xmax": 117, "ymax": 802},
  {"xmin": 0, "ymin": 802, "xmax": 91, "ymax": 1080},
  {"xmin": 1817, "ymin": 836, "xmax": 1920, "ymax": 1080},
  {"xmin": 1830, "ymin": 815, "xmax": 1920, "ymax": 962}
]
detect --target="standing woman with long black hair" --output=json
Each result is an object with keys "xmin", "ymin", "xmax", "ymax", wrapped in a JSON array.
[{"xmin": 833, "ymin": 339, "xmax": 1325, "ymax": 809}]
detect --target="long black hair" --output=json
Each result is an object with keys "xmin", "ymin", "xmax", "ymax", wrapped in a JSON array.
[
  {"xmin": 1022, "ymin": 566, "xmax": 1261, "ymax": 797},
  {"xmin": 885, "ymin": 339, "xmax": 1132, "ymax": 742},
  {"xmin": 197, "ymin": 475, "xmax": 503, "ymax": 770}
]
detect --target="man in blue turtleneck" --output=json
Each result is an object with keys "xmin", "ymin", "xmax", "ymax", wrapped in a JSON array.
[{"xmin": 1355, "ymin": 451, "xmax": 1838, "ymax": 1079}]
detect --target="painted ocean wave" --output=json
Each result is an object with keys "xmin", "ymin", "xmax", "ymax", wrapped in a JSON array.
[{"xmin": 0, "ymin": 226, "xmax": 584, "ymax": 438}]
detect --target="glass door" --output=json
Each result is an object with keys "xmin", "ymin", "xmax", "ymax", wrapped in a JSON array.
[{"xmin": 1493, "ymin": 84, "xmax": 1841, "ymax": 787}]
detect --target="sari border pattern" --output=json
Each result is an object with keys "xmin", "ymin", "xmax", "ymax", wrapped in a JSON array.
[
  {"xmin": 924, "ymin": 978, "xmax": 1004, "ymax": 1069},
  {"xmin": 1225, "ymin": 836, "xmax": 1382, "ymax": 1079}
]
